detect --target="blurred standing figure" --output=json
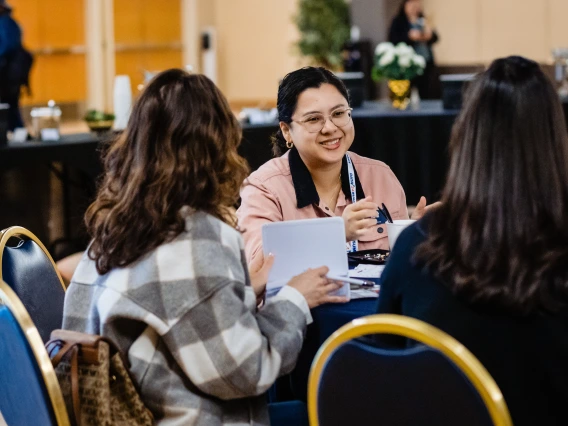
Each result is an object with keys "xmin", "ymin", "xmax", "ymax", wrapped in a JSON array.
[
  {"xmin": 389, "ymin": 0, "xmax": 440, "ymax": 99},
  {"xmin": 0, "ymin": 0, "xmax": 23, "ymax": 130}
]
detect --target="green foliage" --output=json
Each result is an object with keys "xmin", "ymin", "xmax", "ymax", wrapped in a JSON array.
[
  {"xmin": 295, "ymin": 0, "xmax": 350, "ymax": 70},
  {"xmin": 84, "ymin": 110, "xmax": 115, "ymax": 122},
  {"xmin": 372, "ymin": 60, "xmax": 424, "ymax": 81}
]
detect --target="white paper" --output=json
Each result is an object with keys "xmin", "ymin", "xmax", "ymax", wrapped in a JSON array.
[
  {"xmin": 349, "ymin": 264, "xmax": 385, "ymax": 278},
  {"xmin": 262, "ymin": 217, "xmax": 350, "ymax": 299},
  {"xmin": 350, "ymin": 289, "xmax": 379, "ymax": 299}
]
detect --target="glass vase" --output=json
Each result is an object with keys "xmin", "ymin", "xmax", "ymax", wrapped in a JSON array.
[{"xmin": 388, "ymin": 80, "xmax": 411, "ymax": 110}]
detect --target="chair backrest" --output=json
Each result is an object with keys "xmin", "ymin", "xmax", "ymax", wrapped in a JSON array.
[
  {"xmin": 0, "ymin": 280, "xmax": 70, "ymax": 426},
  {"xmin": 308, "ymin": 314, "xmax": 512, "ymax": 426},
  {"xmin": 0, "ymin": 226, "xmax": 66, "ymax": 342}
]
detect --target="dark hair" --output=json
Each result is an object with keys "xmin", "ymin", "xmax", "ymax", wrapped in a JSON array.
[
  {"xmin": 272, "ymin": 67, "xmax": 350, "ymax": 156},
  {"xmin": 415, "ymin": 56, "xmax": 568, "ymax": 315},
  {"xmin": 397, "ymin": 0, "xmax": 423, "ymax": 20},
  {"xmin": 86, "ymin": 69, "xmax": 249, "ymax": 275}
]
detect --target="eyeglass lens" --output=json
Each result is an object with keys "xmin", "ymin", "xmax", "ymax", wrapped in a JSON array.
[{"xmin": 304, "ymin": 109, "xmax": 352, "ymax": 132}]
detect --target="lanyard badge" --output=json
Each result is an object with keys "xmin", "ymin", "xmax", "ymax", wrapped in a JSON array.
[{"xmin": 345, "ymin": 153, "xmax": 359, "ymax": 253}]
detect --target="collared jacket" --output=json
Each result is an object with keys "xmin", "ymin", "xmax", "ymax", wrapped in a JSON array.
[
  {"xmin": 62, "ymin": 210, "xmax": 312, "ymax": 426},
  {"xmin": 237, "ymin": 149, "xmax": 409, "ymax": 263}
]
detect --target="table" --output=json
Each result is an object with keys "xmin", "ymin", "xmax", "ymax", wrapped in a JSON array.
[
  {"xmin": 288, "ymin": 298, "xmax": 378, "ymax": 402},
  {"xmin": 2, "ymin": 99, "xmax": 567, "ymax": 253}
]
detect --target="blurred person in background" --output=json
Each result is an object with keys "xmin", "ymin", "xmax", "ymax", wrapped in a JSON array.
[
  {"xmin": 388, "ymin": 0, "xmax": 440, "ymax": 99},
  {"xmin": 0, "ymin": 0, "xmax": 24, "ymax": 130}
]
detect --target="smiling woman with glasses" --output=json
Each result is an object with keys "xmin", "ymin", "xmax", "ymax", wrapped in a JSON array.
[{"xmin": 237, "ymin": 66, "xmax": 436, "ymax": 263}]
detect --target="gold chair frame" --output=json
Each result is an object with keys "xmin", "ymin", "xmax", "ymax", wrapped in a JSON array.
[
  {"xmin": 0, "ymin": 279, "xmax": 70, "ymax": 425},
  {"xmin": 0, "ymin": 226, "xmax": 66, "ymax": 291},
  {"xmin": 308, "ymin": 314, "xmax": 513, "ymax": 426}
]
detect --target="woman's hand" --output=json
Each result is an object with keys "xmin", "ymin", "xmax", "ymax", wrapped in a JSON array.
[
  {"xmin": 409, "ymin": 29, "xmax": 423, "ymax": 41},
  {"xmin": 411, "ymin": 196, "xmax": 442, "ymax": 220},
  {"xmin": 342, "ymin": 196, "xmax": 379, "ymax": 242},
  {"xmin": 249, "ymin": 253, "xmax": 275, "ymax": 302},
  {"xmin": 287, "ymin": 266, "xmax": 348, "ymax": 308}
]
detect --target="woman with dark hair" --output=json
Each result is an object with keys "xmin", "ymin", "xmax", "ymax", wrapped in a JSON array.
[
  {"xmin": 62, "ymin": 69, "xmax": 347, "ymax": 425},
  {"xmin": 376, "ymin": 56, "xmax": 568, "ymax": 425},
  {"xmin": 237, "ymin": 66, "xmax": 436, "ymax": 263},
  {"xmin": 388, "ymin": 0, "xmax": 439, "ymax": 99}
]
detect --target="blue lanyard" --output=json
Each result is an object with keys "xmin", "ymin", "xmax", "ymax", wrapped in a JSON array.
[{"xmin": 345, "ymin": 153, "xmax": 358, "ymax": 252}]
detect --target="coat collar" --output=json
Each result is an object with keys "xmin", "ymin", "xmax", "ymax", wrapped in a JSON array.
[{"xmin": 288, "ymin": 147, "xmax": 366, "ymax": 209}]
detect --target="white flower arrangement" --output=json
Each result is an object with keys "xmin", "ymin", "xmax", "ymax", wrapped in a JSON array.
[{"xmin": 372, "ymin": 42, "xmax": 426, "ymax": 81}]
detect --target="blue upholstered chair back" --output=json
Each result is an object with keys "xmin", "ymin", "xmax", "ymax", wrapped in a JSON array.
[
  {"xmin": 0, "ymin": 304, "xmax": 59, "ymax": 425},
  {"xmin": 309, "ymin": 315, "xmax": 512, "ymax": 426},
  {"xmin": 318, "ymin": 341, "xmax": 492, "ymax": 426},
  {"xmin": 1, "ymin": 227, "xmax": 65, "ymax": 342}
]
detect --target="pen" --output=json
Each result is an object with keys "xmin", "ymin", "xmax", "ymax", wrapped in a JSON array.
[{"xmin": 326, "ymin": 274, "xmax": 377, "ymax": 287}]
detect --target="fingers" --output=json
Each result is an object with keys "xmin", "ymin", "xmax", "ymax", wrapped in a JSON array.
[
  {"xmin": 312, "ymin": 265, "xmax": 330, "ymax": 277},
  {"xmin": 415, "ymin": 196, "xmax": 427, "ymax": 210},
  {"xmin": 260, "ymin": 253, "xmax": 275, "ymax": 273},
  {"xmin": 250, "ymin": 252, "xmax": 274, "ymax": 276},
  {"xmin": 322, "ymin": 281, "xmax": 344, "ymax": 293},
  {"xmin": 248, "ymin": 252, "xmax": 265, "ymax": 273},
  {"xmin": 424, "ymin": 201, "xmax": 442, "ymax": 212},
  {"xmin": 350, "ymin": 208, "xmax": 380, "ymax": 221},
  {"xmin": 323, "ymin": 295, "xmax": 349, "ymax": 304},
  {"xmin": 348, "ymin": 200, "xmax": 378, "ymax": 213}
]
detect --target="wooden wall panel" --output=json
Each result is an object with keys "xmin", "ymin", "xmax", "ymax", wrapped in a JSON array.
[
  {"xmin": 10, "ymin": 0, "xmax": 40, "ymax": 48},
  {"xmin": 114, "ymin": 0, "xmax": 144, "ymax": 44},
  {"xmin": 38, "ymin": 0, "xmax": 84, "ymax": 47},
  {"xmin": 549, "ymin": 0, "xmax": 568, "ymax": 51},
  {"xmin": 427, "ymin": 0, "xmax": 564, "ymax": 65},
  {"xmin": 10, "ymin": 0, "xmax": 86, "ymax": 105},
  {"xmin": 480, "ymin": 0, "xmax": 548, "ymax": 63},
  {"xmin": 114, "ymin": 0, "xmax": 182, "ymax": 97},
  {"xmin": 143, "ymin": 0, "xmax": 181, "ymax": 43},
  {"xmin": 425, "ymin": 0, "xmax": 481, "ymax": 65},
  {"xmin": 214, "ymin": 0, "xmax": 301, "ymax": 102}
]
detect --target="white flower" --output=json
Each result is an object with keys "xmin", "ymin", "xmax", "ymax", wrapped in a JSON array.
[
  {"xmin": 395, "ymin": 42, "xmax": 415, "ymax": 57},
  {"xmin": 412, "ymin": 54, "xmax": 426, "ymax": 68},
  {"xmin": 375, "ymin": 42, "xmax": 394, "ymax": 56},
  {"xmin": 379, "ymin": 49, "xmax": 396, "ymax": 67},
  {"xmin": 399, "ymin": 55, "xmax": 412, "ymax": 68}
]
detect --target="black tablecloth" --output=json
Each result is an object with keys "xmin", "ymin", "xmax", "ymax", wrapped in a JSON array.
[
  {"xmin": 239, "ymin": 100, "xmax": 457, "ymax": 204},
  {"xmin": 1, "ymin": 99, "xmax": 567, "ymax": 252}
]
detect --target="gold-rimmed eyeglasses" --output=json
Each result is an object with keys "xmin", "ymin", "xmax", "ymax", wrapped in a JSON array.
[{"xmin": 292, "ymin": 107, "xmax": 353, "ymax": 133}]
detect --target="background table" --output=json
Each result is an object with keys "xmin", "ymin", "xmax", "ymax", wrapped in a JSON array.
[
  {"xmin": 2, "ymin": 99, "xmax": 567, "ymax": 255},
  {"xmin": 289, "ymin": 298, "xmax": 378, "ymax": 402}
]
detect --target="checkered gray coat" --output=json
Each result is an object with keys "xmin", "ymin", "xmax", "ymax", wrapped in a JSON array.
[{"xmin": 62, "ymin": 211, "xmax": 311, "ymax": 426}]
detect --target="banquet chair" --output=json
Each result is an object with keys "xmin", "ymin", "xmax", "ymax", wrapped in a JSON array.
[
  {"xmin": 0, "ymin": 226, "xmax": 66, "ymax": 342},
  {"xmin": 308, "ymin": 314, "xmax": 512, "ymax": 426},
  {"xmin": 0, "ymin": 279, "xmax": 70, "ymax": 425}
]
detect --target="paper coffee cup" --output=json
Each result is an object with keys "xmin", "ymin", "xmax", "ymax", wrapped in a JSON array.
[{"xmin": 386, "ymin": 220, "xmax": 416, "ymax": 249}]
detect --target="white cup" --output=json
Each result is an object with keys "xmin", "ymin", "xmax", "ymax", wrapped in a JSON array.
[
  {"xmin": 386, "ymin": 220, "xmax": 416, "ymax": 250},
  {"xmin": 113, "ymin": 75, "xmax": 133, "ymax": 131}
]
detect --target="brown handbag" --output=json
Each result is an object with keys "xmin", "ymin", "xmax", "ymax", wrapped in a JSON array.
[{"xmin": 46, "ymin": 330, "xmax": 154, "ymax": 426}]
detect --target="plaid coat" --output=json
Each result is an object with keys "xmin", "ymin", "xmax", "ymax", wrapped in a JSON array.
[{"xmin": 62, "ymin": 211, "xmax": 311, "ymax": 426}]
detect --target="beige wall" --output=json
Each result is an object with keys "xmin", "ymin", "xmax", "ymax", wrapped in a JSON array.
[
  {"xmin": 202, "ymin": 0, "xmax": 303, "ymax": 104},
  {"xmin": 425, "ymin": 0, "xmax": 568, "ymax": 65}
]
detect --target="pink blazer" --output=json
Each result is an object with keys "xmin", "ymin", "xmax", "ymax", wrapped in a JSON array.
[{"xmin": 237, "ymin": 150, "xmax": 409, "ymax": 262}]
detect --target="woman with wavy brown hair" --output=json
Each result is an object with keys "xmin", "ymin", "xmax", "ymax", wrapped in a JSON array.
[
  {"xmin": 62, "ymin": 69, "xmax": 346, "ymax": 426},
  {"xmin": 376, "ymin": 56, "xmax": 568, "ymax": 425}
]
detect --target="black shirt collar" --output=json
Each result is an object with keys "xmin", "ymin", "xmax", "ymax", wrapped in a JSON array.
[{"xmin": 288, "ymin": 147, "xmax": 365, "ymax": 209}]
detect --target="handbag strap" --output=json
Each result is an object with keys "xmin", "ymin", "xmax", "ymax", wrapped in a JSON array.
[{"xmin": 46, "ymin": 340, "xmax": 82, "ymax": 426}]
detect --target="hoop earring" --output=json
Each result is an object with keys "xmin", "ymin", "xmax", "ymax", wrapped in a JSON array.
[{"xmin": 286, "ymin": 140, "xmax": 294, "ymax": 149}]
